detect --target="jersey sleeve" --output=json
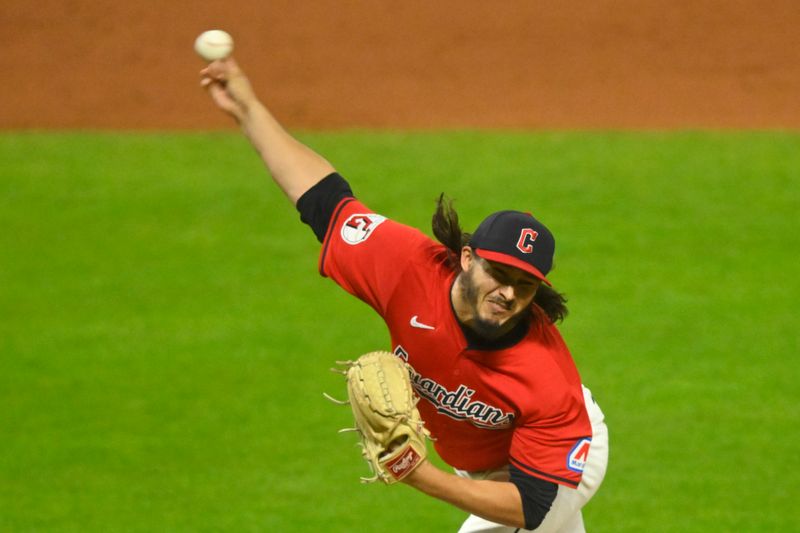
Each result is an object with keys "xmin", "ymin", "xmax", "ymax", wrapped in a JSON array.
[
  {"xmin": 295, "ymin": 172, "xmax": 354, "ymax": 242},
  {"xmin": 508, "ymin": 392, "xmax": 593, "ymax": 489},
  {"xmin": 319, "ymin": 198, "xmax": 432, "ymax": 316},
  {"xmin": 509, "ymin": 464, "xmax": 557, "ymax": 530}
]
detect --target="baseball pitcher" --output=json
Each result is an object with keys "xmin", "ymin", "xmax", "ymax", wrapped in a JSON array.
[{"xmin": 200, "ymin": 56, "xmax": 608, "ymax": 533}]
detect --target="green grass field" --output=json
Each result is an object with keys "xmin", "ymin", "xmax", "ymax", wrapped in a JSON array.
[{"xmin": 1, "ymin": 131, "xmax": 798, "ymax": 532}]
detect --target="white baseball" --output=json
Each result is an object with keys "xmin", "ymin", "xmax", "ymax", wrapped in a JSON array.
[{"xmin": 194, "ymin": 30, "xmax": 234, "ymax": 61}]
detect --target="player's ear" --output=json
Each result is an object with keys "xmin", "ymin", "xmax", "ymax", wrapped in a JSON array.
[{"xmin": 460, "ymin": 246, "xmax": 473, "ymax": 272}]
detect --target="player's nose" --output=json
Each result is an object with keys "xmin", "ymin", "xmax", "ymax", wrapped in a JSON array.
[{"xmin": 496, "ymin": 284, "xmax": 515, "ymax": 301}]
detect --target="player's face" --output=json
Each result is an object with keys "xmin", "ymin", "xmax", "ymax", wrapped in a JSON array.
[{"xmin": 457, "ymin": 249, "xmax": 541, "ymax": 337}]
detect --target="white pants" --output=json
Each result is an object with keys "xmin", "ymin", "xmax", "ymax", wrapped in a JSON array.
[{"xmin": 456, "ymin": 386, "xmax": 609, "ymax": 533}]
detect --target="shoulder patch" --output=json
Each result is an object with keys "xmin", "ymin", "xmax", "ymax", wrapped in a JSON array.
[
  {"xmin": 341, "ymin": 213, "xmax": 387, "ymax": 245},
  {"xmin": 567, "ymin": 438, "xmax": 592, "ymax": 473}
]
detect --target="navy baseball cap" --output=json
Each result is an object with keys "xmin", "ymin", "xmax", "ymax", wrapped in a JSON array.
[{"xmin": 469, "ymin": 210, "xmax": 555, "ymax": 285}]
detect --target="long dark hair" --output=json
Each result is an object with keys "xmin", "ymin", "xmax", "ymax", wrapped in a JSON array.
[{"xmin": 431, "ymin": 194, "xmax": 569, "ymax": 324}]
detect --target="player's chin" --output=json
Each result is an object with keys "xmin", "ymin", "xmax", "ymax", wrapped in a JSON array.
[
  {"xmin": 476, "ymin": 310, "xmax": 513, "ymax": 331},
  {"xmin": 470, "ymin": 314, "xmax": 514, "ymax": 339}
]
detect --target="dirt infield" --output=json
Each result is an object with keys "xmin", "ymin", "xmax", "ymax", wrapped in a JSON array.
[{"xmin": 2, "ymin": 0, "xmax": 799, "ymax": 130}]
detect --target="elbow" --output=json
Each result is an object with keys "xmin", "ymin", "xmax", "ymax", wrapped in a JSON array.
[
  {"xmin": 489, "ymin": 513, "xmax": 526, "ymax": 530},
  {"xmin": 509, "ymin": 517, "xmax": 527, "ymax": 529}
]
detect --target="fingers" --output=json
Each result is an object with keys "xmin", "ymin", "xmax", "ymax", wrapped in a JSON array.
[
  {"xmin": 206, "ymin": 82, "xmax": 244, "ymax": 122},
  {"xmin": 199, "ymin": 57, "xmax": 240, "ymax": 81},
  {"xmin": 199, "ymin": 74, "xmax": 224, "ymax": 96},
  {"xmin": 207, "ymin": 82, "xmax": 226, "ymax": 100},
  {"xmin": 199, "ymin": 57, "xmax": 246, "ymax": 98},
  {"xmin": 199, "ymin": 58, "xmax": 230, "ymax": 91},
  {"xmin": 199, "ymin": 66, "xmax": 225, "ymax": 86},
  {"xmin": 198, "ymin": 56, "xmax": 249, "ymax": 122}
]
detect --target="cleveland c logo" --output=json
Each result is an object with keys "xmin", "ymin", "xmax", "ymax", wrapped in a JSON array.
[
  {"xmin": 341, "ymin": 213, "xmax": 387, "ymax": 245},
  {"xmin": 516, "ymin": 228, "xmax": 539, "ymax": 253}
]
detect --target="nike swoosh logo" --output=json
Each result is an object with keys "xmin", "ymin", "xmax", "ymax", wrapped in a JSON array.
[{"xmin": 410, "ymin": 315, "xmax": 435, "ymax": 330}]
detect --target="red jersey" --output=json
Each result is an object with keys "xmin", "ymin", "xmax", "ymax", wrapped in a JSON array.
[{"xmin": 320, "ymin": 199, "xmax": 593, "ymax": 488}]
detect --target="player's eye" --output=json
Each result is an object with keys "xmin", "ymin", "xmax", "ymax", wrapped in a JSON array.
[{"xmin": 489, "ymin": 269, "xmax": 510, "ymax": 285}]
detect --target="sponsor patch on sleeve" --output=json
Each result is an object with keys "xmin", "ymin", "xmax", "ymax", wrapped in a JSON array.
[
  {"xmin": 567, "ymin": 437, "xmax": 592, "ymax": 473},
  {"xmin": 341, "ymin": 214, "xmax": 387, "ymax": 245}
]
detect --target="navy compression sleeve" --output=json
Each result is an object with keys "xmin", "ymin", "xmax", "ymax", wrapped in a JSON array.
[
  {"xmin": 509, "ymin": 464, "xmax": 558, "ymax": 530},
  {"xmin": 295, "ymin": 173, "xmax": 354, "ymax": 242}
]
